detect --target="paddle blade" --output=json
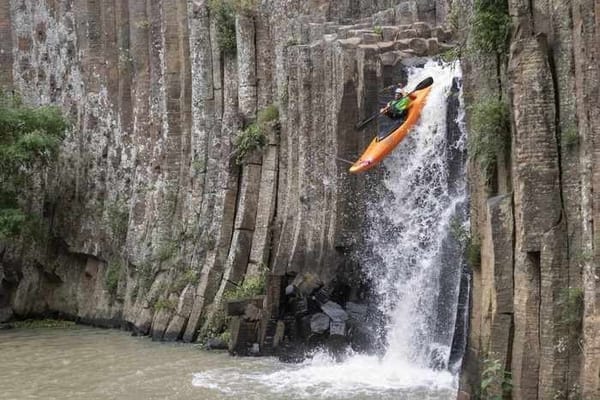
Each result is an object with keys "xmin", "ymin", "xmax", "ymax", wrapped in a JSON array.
[{"xmin": 412, "ymin": 77, "xmax": 434, "ymax": 92}]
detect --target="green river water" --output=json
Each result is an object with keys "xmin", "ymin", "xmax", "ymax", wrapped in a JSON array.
[{"xmin": 0, "ymin": 326, "xmax": 457, "ymax": 400}]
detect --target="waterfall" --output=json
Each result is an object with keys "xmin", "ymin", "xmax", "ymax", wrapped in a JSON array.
[{"xmin": 363, "ymin": 60, "xmax": 469, "ymax": 372}]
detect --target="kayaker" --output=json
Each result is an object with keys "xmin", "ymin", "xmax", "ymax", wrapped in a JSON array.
[{"xmin": 381, "ymin": 87, "xmax": 417, "ymax": 122}]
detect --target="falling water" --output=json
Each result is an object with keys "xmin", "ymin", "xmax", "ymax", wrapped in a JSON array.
[{"xmin": 364, "ymin": 60, "xmax": 469, "ymax": 371}]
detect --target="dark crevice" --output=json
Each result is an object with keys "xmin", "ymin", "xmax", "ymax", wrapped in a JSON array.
[
  {"xmin": 528, "ymin": 250, "xmax": 542, "ymax": 400},
  {"xmin": 528, "ymin": 0, "xmax": 535, "ymax": 33}
]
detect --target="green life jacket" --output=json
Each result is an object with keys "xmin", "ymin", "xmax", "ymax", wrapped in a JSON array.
[{"xmin": 392, "ymin": 96, "xmax": 411, "ymax": 113}]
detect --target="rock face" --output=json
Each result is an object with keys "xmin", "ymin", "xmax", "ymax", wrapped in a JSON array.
[
  {"xmin": 2, "ymin": 0, "xmax": 599, "ymax": 398},
  {"xmin": 461, "ymin": 0, "xmax": 600, "ymax": 397},
  {"xmin": 0, "ymin": 0, "xmax": 453, "ymax": 345}
]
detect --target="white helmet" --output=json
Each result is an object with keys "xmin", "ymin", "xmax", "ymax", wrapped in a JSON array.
[{"xmin": 395, "ymin": 87, "xmax": 403, "ymax": 95}]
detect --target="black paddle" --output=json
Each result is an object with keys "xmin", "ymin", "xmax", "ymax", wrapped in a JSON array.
[{"xmin": 355, "ymin": 77, "xmax": 434, "ymax": 130}]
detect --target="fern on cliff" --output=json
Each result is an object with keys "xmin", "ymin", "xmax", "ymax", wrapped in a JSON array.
[{"xmin": 0, "ymin": 91, "xmax": 68, "ymax": 239}]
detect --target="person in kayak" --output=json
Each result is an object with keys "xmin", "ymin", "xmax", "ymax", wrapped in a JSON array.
[{"xmin": 381, "ymin": 87, "xmax": 417, "ymax": 123}]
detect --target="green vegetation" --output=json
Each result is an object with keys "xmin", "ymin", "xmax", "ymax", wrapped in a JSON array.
[
  {"xmin": 171, "ymin": 268, "xmax": 199, "ymax": 294},
  {"xmin": 233, "ymin": 105, "xmax": 279, "ymax": 165},
  {"xmin": 448, "ymin": 0, "xmax": 464, "ymax": 33},
  {"xmin": 558, "ymin": 287, "xmax": 583, "ymax": 336},
  {"xmin": 223, "ymin": 273, "xmax": 266, "ymax": 301},
  {"xmin": 285, "ymin": 37, "xmax": 299, "ymax": 47},
  {"xmin": 105, "ymin": 260, "xmax": 124, "ymax": 296},
  {"xmin": 440, "ymin": 47, "xmax": 460, "ymax": 62},
  {"xmin": 468, "ymin": 97, "xmax": 510, "ymax": 181},
  {"xmin": 449, "ymin": 215, "xmax": 480, "ymax": 269},
  {"xmin": 562, "ymin": 124, "xmax": 579, "ymax": 150},
  {"xmin": 0, "ymin": 91, "xmax": 68, "ymax": 239},
  {"xmin": 471, "ymin": 0, "xmax": 511, "ymax": 55},
  {"xmin": 218, "ymin": 329, "xmax": 231, "ymax": 345},
  {"xmin": 13, "ymin": 319, "xmax": 76, "ymax": 329},
  {"xmin": 153, "ymin": 298, "xmax": 177, "ymax": 312},
  {"xmin": 468, "ymin": 238, "xmax": 482, "ymax": 269},
  {"xmin": 155, "ymin": 239, "xmax": 178, "ymax": 262},
  {"xmin": 209, "ymin": 1, "xmax": 237, "ymax": 55},
  {"xmin": 480, "ymin": 356, "xmax": 512, "ymax": 400},
  {"xmin": 134, "ymin": 19, "xmax": 151, "ymax": 29},
  {"xmin": 373, "ymin": 26, "xmax": 383, "ymax": 37},
  {"xmin": 191, "ymin": 159, "xmax": 206, "ymax": 176},
  {"xmin": 106, "ymin": 200, "xmax": 129, "ymax": 242},
  {"xmin": 258, "ymin": 104, "xmax": 279, "ymax": 125}
]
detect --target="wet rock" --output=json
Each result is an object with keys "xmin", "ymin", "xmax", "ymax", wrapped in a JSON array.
[
  {"xmin": 310, "ymin": 312, "xmax": 330, "ymax": 333},
  {"xmin": 373, "ymin": 9, "xmax": 396, "ymax": 26},
  {"xmin": 431, "ymin": 26, "xmax": 452, "ymax": 43},
  {"xmin": 205, "ymin": 337, "xmax": 228, "ymax": 350},
  {"xmin": 320, "ymin": 301, "xmax": 349, "ymax": 322},
  {"xmin": 396, "ymin": 29, "xmax": 417, "ymax": 39},
  {"xmin": 0, "ymin": 307, "xmax": 13, "ymax": 323},
  {"xmin": 381, "ymin": 26, "xmax": 400, "ymax": 42},
  {"xmin": 226, "ymin": 297, "xmax": 264, "ymax": 316},
  {"xmin": 292, "ymin": 273, "xmax": 323, "ymax": 297},
  {"xmin": 361, "ymin": 33, "xmax": 381, "ymax": 45},
  {"xmin": 329, "ymin": 320, "xmax": 346, "ymax": 336},
  {"xmin": 428, "ymin": 345, "xmax": 449, "ymax": 370},
  {"xmin": 409, "ymin": 38, "xmax": 429, "ymax": 56},
  {"xmin": 312, "ymin": 287, "xmax": 331, "ymax": 305},
  {"xmin": 412, "ymin": 22, "xmax": 431, "ymax": 38},
  {"xmin": 345, "ymin": 302, "xmax": 367, "ymax": 321},
  {"xmin": 243, "ymin": 303, "xmax": 262, "ymax": 322},
  {"xmin": 427, "ymin": 38, "xmax": 439, "ymax": 55}
]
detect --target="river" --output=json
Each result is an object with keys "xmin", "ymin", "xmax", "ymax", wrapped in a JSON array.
[{"xmin": 1, "ymin": 325, "xmax": 456, "ymax": 400}]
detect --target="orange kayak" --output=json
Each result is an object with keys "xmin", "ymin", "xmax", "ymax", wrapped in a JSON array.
[{"xmin": 349, "ymin": 85, "xmax": 432, "ymax": 174}]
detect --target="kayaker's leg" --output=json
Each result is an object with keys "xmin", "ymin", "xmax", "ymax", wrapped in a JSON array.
[{"xmin": 397, "ymin": 109, "xmax": 408, "ymax": 124}]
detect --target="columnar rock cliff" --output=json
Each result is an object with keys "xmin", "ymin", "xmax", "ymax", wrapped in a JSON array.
[
  {"xmin": 1, "ymin": 0, "xmax": 599, "ymax": 399},
  {"xmin": 461, "ymin": 0, "xmax": 600, "ymax": 397},
  {"xmin": 0, "ymin": 0, "xmax": 451, "ymax": 339}
]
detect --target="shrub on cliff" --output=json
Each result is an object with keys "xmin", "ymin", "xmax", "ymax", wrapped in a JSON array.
[
  {"xmin": 210, "ymin": 1, "xmax": 237, "ymax": 55},
  {"xmin": 468, "ymin": 97, "xmax": 510, "ymax": 181},
  {"xmin": 233, "ymin": 105, "xmax": 279, "ymax": 165},
  {"xmin": 471, "ymin": 0, "xmax": 511, "ymax": 55},
  {"xmin": 0, "ymin": 91, "xmax": 68, "ymax": 239},
  {"xmin": 223, "ymin": 273, "xmax": 265, "ymax": 301}
]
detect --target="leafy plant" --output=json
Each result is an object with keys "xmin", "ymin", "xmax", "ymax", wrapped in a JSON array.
[
  {"xmin": 468, "ymin": 97, "xmax": 510, "ymax": 181},
  {"xmin": 440, "ymin": 47, "xmax": 460, "ymax": 62},
  {"xmin": 223, "ymin": 273, "xmax": 266, "ymax": 301},
  {"xmin": 13, "ymin": 319, "xmax": 75, "ymax": 329},
  {"xmin": 153, "ymin": 298, "xmax": 176, "ymax": 312},
  {"xmin": 209, "ymin": 0, "xmax": 237, "ymax": 55},
  {"xmin": 233, "ymin": 105, "xmax": 278, "ymax": 165},
  {"xmin": 0, "ymin": 91, "xmax": 68, "ymax": 239},
  {"xmin": 257, "ymin": 104, "xmax": 279, "ymax": 125},
  {"xmin": 480, "ymin": 356, "xmax": 512, "ymax": 400},
  {"xmin": 171, "ymin": 268, "xmax": 199, "ymax": 294},
  {"xmin": 219, "ymin": 329, "xmax": 231, "ymax": 345},
  {"xmin": 471, "ymin": 0, "xmax": 511, "ymax": 55},
  {"xmin": 373, "ymin": 25, "xmax": 383, "ymax": 36},
  {"xmin": 105, "ymin": 260, "xmax": 124, "ymax": 296}
]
